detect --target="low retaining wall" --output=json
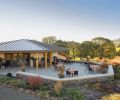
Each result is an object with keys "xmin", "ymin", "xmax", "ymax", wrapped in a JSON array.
[{"xmin": 16, "ymin": 65, "xmax": 114, "ymax": 82}]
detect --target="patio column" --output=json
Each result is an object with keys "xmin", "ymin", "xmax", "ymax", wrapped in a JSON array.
[
  {"xmin": 50, "ymin": 52, "xmax": 53, "ymax": 67},
  {"xmin": 45, "ymin": 53, "xmax": 48, "ymax": 69},
  {"xmin": 36, "ymin": 52, "xmax": 39, "ymax": 70}
]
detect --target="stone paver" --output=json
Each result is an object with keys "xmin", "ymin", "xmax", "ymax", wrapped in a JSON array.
[{"xmin": 0, "ymin": 85, "xmax": 40, "ymax": 100}]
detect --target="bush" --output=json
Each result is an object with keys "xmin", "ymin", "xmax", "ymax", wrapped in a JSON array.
[
  {"xmin": 58, "ymin": 65, "xmax": 65, "ymax": 78},
  {"xmin": 36, "ymin": 85, "xmax": 50, "ymax": 98},
  {"xmin": 113, "ymin": 64, "xmax": 120, "ymax": 79},
  {"xmin": 0, "ymin": 76, "xmax": 18, "ymax": 86},
  {"xmin": 93, "ymin": 58, "xmax": 100, "ymax": 62},
  {"xmin": 98, "ymin": 63, "xmax": 108, "ymax": 73},
  {"xmin": 54, "ymin": 81, "xmax": 62, "ymax": 94},
  {"xmin": 64, "ymin": 88, "xmax": 84, "ymax": 100},
  {"xmin": 101, "ymin": 93, "xmax": 120, "ymax": 100},
  {"xmin": 16, "ymin": 80, "xmax": 28, "ymax": 89},
  {"xmin": 51, "ymin": 87, "xmax": 84, "ymax": 100},
  {"xmin": 27, "ymin": 76, "xmax": 43, "ymax": 90},
  {"xmin": 0, "ymin": 76, "xmax": 11, "ymax": 84},
  {"xmin": 0, "ymin": 76, "xmax": 27, "ymax": 89}
]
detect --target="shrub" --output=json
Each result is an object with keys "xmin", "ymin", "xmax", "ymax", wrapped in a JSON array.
[
  {"xmin": 113, "ymin": 64, "xmax": 120, "ymax": 79},
  {"xmin": 65, "ymin": 88, "xmax": 84, "ymax": 100},
  {"xmin": 19, "ymin": 60, "xmax": 26, "ymax": 72},
  {"xmin": 0, "ymin": 76, "xmax": 27, "ymax": 89},
  {"xmin": 0, "ymin": 76, "xmax": 18, "ymax": 86},
  {"xmin": 27, "ymin": 76, "xmax": 43, "ymax": 90},
  {"xmin": 0, "ymin": 76, "xmax": 11, "ymax": 84},
  {"xmin": 16, "ymin": 80, "xmax": 28, "ymax": 89},
  {"xmin": 101, "ymin": 93, "xmax": 120, "ymax": 100},
  {"xmin": 51, "ymin": 87, "xmax": 84, "ymax": 100},
  {"xmin": 36, "ymin": 85, "xmax": 50, "ymax": 98},
  {"xmin": 54, "ymin": 81, "xmax": 62, "ymax": 94},
  {"xmin": 94, "ymin": 57, "xmax": 100, "ymax": 62},
  {"xmin": 98, "ymin": 63, "xmax": 108, "ymax": 73},
  {"xmin": 58, "ymin": 66, "xmax": 65, "ymax": 78}
]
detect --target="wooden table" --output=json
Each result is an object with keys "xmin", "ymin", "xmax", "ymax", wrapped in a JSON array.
[{"xmin": 67, "ymin": 68, "xmax": 78, "ymax": 76}]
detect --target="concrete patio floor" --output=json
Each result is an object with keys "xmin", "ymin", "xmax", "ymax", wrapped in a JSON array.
[{"xmin": 0, "ymin": 63, "xmax": 98, "ymax": 78}]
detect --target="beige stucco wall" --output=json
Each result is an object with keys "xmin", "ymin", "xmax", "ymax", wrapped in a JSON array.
[
  {"xmin": 0, "ymin": 53, "xmax": 5, "ymax": 58},
  {"xmin": 53, "ymin": 52, "xmax": 58, "ymax": 57},
  {"xmin": 58, "ymin": 54, "xmax": 66, "ymax": 60},
  {"xmin": 53, "ymin": 52, "xmax": 66, "ymax": 60}
]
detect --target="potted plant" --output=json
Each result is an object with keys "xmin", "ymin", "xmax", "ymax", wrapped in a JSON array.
[
  {"xmin": 30, "ymin": 57, "xmax": 34, "ymax": 67},
  {"xmin": 58, "ymin": 66, "xmax": 65, "ymax": 78},
  {"xmin": 19, "ymin": 59, "xmax": 26, "ymax": 72}
]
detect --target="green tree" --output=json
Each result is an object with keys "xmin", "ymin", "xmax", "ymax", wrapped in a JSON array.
[
  {"xmin": 42, "ymin": 36, "xmax": 57, "ymax": 45},
  {"xmin": 79, "ymin": 41, "xmax": 99, "ymax": 59},
  {"xmin": 91, "ymin": 37, "xmax": 116, "ymax": 59},
  {"xmin": 54, "ymin": 40, "xmax": 69, "ymax": 57},
  {"xmin": 68, "ymin": 41, "xmax": 80, "ymax": 60},
  {"xmin": 54, "ymin": 40, "xmax": 68, "ymax": 48}
]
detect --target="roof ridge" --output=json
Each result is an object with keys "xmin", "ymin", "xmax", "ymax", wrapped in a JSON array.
[
  {"xmin": 0, "ymin": 39, "xmax": 27, "ymax": 45},
  {"xmin": 29, "ymin": 39, "xmax": 67, "ymax": 51},
  {"xmin": 31, "ymin": 39, "xmax": 67, "ymax": 49},
  {"xmin": 26, "ymin": 39, "xmax": 48, "ymax": 50}
]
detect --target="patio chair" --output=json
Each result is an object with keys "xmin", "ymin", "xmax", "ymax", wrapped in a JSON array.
[
  {"xmin": 87, "ymin": 63, "xmax": 94, "ymax": 74},
  {"xmin": 66, "ymin": 70, "xmax": 71, "ymax": 77},
  {"xmin": 74, "ymin": 70, "xmax": 78, "ymax": 77}
]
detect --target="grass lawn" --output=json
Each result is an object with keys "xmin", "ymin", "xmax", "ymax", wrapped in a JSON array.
[{"xmin": 72, "ymin": 57, "xmax": 80, "ymax": 61}]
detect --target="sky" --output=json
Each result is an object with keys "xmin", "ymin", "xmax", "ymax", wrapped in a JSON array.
[{"xmin": 0, "ymin": 0, "xmax": 120, "ymax": 43}]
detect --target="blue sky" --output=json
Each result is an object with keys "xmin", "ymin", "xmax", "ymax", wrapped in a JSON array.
[{"xmin": 0, "ymin": 0, "xmax": 120, "ymax": 42}]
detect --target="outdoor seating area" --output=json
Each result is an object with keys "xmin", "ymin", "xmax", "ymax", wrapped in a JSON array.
[
  {"xmin": 66, "ymin": 69, "xmax": 78, "ymax": 77},
  {"xmin": 0, "ymin": 61, "xmax": 104, "ymax": 78}
]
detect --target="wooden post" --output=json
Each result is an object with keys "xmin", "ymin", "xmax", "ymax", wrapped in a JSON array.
[
  {"xmin": 50, "ymin": 52, "xmax": 53, "ymax": 67},
  {"xmin": 45, "ymin": 53, "xmax": 48, "ymax": 69},
  {"xmin": 36, "ymin": 52, "xmax": 39, "ymax": 70}
]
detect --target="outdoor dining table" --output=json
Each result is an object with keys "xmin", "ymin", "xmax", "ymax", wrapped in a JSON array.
[{"xmin": 67, "ymin": 68, "xmax": 77, "ymax": 76}]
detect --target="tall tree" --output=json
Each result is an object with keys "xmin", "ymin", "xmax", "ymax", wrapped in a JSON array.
[
  {"xmin": 54, "ymin": 40, "xmax": 68, "ymax": 48},
  {"xmin": 91, "ymin": 37, "xmax": 116, "ymax": 59},
  {"xmin": 42, "ymin": 36, "xmax": 57, "ymax": 45},
  {"xmin": 79, "ymin": 41, "xmax": 99, "ymax": 59},
  {"xmin": 68, "ymin": 41, "xmax": 80, "ymax": 60}
]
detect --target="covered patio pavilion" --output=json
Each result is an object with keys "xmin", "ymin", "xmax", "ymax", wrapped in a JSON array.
[{"xmin": 0, "ymin": 39, "xmax": 67, "ymax": 69}]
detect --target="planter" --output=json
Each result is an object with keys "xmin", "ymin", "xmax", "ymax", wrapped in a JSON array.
[{"xmin": 30, "ymin": 59, "xmax": 34, "ymax": 67}]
